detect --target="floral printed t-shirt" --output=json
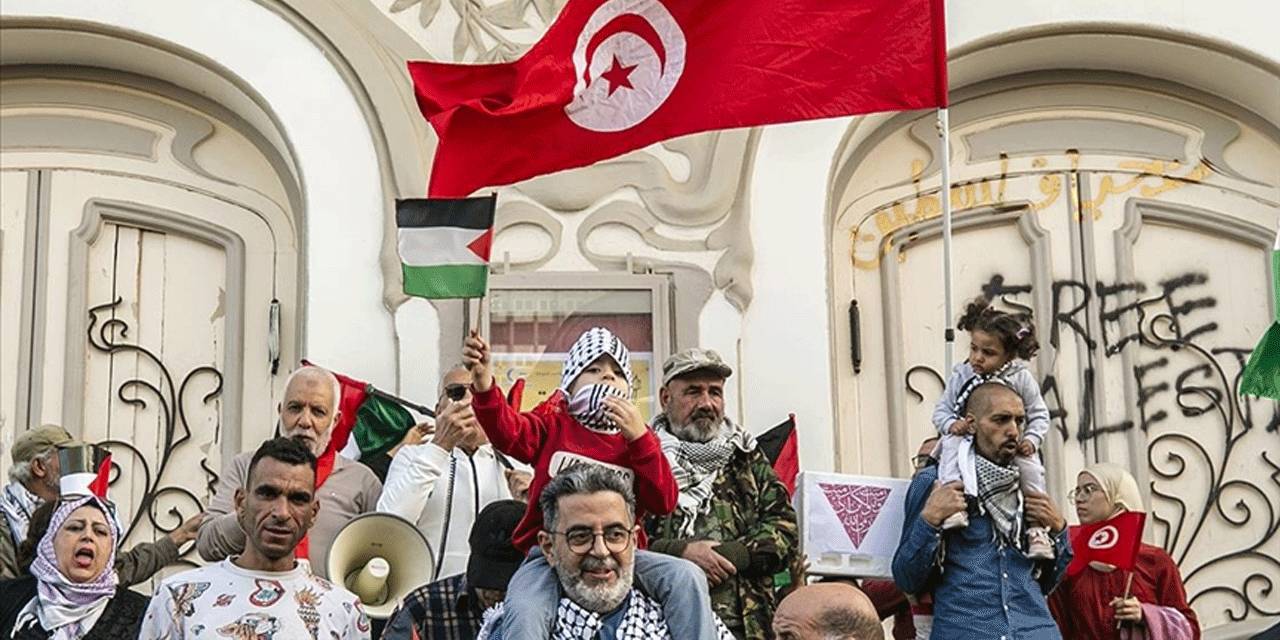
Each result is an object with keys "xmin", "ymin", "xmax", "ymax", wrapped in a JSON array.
[{"xmin": 138, "ymin": 558, "xmax": 370, "ymax": 640}]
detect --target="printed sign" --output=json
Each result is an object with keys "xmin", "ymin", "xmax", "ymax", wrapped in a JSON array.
[{"xmin": 795, "ymin": 471, "xmax": 911, "ymax": 578}]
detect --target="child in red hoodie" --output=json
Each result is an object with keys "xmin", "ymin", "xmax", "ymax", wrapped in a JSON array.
[{"xmin": 464, "ymin": 326, "xmax": 721, "ymax": 638}]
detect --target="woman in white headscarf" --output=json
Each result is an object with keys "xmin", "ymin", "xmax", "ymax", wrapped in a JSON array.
[
  {"xmin": 1049, "ymin": 463, "xmax": 1199, "ymax": 640},
  {"xmin": 0, "ymin": 495, "xmax": 148, "ymax": 639}
]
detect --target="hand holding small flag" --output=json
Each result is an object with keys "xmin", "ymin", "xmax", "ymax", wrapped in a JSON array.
[
  {"xmin": 1066, "ymin": 510, "xmax": 1146, "ymax": 577},
  {"xmin": 463, "ymin": 331, "xmax": 494, "ymax": 393}
]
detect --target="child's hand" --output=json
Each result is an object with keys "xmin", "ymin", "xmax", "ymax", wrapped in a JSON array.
[
  {"xmin": 1017, "ymin": 439, "xmax": 1037, "ymax": 456},
  {"xmin": 948, "ymin": 419, "xmax": 971, "ymax": 436},
  {"xmin": 603, "ymin": 395, "xmax": 646, "ymax": 442},
  {"xmin": 463, "ymin": 331, "xmax": 493, "ymax": 392}
]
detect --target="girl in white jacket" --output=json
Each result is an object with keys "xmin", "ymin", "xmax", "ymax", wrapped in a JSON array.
[{"xmin": 931, "ymin": 297, "xmax": 1054, "ymax": 559}]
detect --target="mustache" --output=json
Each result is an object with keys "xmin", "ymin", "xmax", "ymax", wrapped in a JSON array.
[
  {"xmin": 691, "ymin": 408, "xmax": 720, "ymax": 421},
  {"xmin": 580, "ymin": 556, "xmax": 619, "ymax": 572}
]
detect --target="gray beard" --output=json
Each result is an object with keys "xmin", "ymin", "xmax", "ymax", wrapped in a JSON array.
[
  {"xmin": 558, "ymin": 558, "xmax": 634, "ymax": 614},
  {"xmin": 669, "ymin": 417, "xmax": 721, "ymax": 443}
]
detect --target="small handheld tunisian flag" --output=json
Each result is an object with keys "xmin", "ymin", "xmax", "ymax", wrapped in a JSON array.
[
  {"xmin": 410, "ymin": 0, "xmax": 947, "ymax": 197},
  {"xmin": 395, "ymin": 195, "xmax": 496, "ymax": 299},
  {"xmin": 1067, "ymin": 511, "xmax": 1146, "ymax": 577}
]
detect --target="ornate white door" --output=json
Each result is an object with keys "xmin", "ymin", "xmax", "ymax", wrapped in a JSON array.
[{"xmin": 0, "ymin": 74, "xmax": 300, "ymax": 577}]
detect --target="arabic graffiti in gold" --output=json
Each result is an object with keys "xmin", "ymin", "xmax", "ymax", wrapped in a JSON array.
[{"xmin": 850, "ymin": 158, "xmax": 1209, "ymax": 270}]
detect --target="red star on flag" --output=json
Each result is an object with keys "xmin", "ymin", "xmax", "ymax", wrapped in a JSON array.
[{"xmin": 599, "ymin": 55, "xmax": 636, "ymax": 96}]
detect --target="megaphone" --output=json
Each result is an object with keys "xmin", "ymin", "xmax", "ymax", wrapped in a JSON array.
[{"xmin": 327, "ymin": 512, "xmax": 434, "ymax": 619}]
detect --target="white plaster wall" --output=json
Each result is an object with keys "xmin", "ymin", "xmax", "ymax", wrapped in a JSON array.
[
  {"xmin": 948, "ymin": 0, "xmax": 1280, "ymax": 63},
  {"xmin": 738, "ymin": 118, "xmax": 853, "ymax": 473},
  {"xmin": 1, "ymin": 0, "xmax": 397, "ymax": 388}
]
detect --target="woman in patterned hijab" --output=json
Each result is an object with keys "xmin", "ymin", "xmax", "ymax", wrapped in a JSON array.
[{"xmin": 0, "ymin": 495, "xmax": 149, "ymax": 640}]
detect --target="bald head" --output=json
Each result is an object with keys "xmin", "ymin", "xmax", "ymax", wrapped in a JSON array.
[
  {"xmin": 773, "ymin": 583, "xmax": 883, "ymax": 640},
  {"xmin": 964, "ymin": 381, "xmax": 1019, "ymax": 421},
  {"xmin": 965, "ymin": 381, "xmax": 1025, "ymax": 464}
]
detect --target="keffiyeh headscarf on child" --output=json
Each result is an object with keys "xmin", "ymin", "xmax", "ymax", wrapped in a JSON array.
[
  {"xmin": 559, "ymin": 327, "xmax": 635, "ymax": 433},
  {"xmin": 21, "ymin": 495, "xmax": 120, "ymax": 640}
]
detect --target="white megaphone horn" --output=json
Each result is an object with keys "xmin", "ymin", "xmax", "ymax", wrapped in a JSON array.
[{"xmin": 327, "ymin": 512, "xmax": 434, "ymax": 619}]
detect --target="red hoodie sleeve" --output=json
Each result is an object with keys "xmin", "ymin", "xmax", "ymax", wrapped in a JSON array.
[
  {"xmin": 626, "ymin": 430, "xmax": 678, "ymax": 516},
  {"xmin": 470, "ymin": 383, "xmax": 548, "ymax": 464}
]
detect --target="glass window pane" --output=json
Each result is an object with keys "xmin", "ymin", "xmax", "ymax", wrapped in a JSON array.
[{"xmin": 489, "ymin": 288, "xmax": 657, "ymax": 420}]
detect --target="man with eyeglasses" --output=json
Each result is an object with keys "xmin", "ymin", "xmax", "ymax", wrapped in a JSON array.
[
  {"xmin": 476, "ymin": 464, "xmax": 734, "ymax": 639},
  {"xmin": 892, "ymin": 382, "xmax": 1072, "ymax": 640},
  {"xmin": 378, "ymin": 365, "xmax": 532, "ymax": 580}
]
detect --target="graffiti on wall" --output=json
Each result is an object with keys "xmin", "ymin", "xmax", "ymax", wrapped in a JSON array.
[{"xmin": 906, "ymin": 271, "xmax": 1279, "ymax": 622}]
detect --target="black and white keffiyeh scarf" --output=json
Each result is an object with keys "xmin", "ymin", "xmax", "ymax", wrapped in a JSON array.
[
  {"xmin": 566, "ymin": 383, "xmax": 630, "ymax": 434},
  {"xmin": 559, "ymin": 327, "xmax": 634, "ymax": 393},
  {"xmin": 477, "ymin": 590, "xmax": 735, "ymax": 640},
  {"xmin": 952, "ymin": 360, "xmax": 1022, "ymax": 415},
  {"xmin": 975, "ymin": 453, "xmax": 1023, "ymax": 548},
  {"xmin": 653, "ymin": 414, "xmax": 755, "ymax": 537},
  {"xmin": 1, "ymin": 481, "xmax": 40, "ymax": 545}
]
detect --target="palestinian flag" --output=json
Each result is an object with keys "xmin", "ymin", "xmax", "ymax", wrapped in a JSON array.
[
  {"xmin": 1242, "ymin": 226, "xmax": 1280, "ymax": 400},
  {"xmin": 302, "ymin": 361, "xmax": 419, "ymax": 462},
  {"xmin": 758, "ymin": 414, "xmax": 799, "ymax": 496},
  {"xmin": 396, "ymin": 195, "xmax": 496, "ymax": 299}
]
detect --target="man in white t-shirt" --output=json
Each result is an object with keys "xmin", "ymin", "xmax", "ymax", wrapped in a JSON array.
[{"xmin": 139, "ymin": 437, "xmax": 370, "ymax": 639}]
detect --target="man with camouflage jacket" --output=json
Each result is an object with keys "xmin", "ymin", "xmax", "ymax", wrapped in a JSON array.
[{"xmin": 646, "ymin": 348, "xmax": 799, "ymax": 640}]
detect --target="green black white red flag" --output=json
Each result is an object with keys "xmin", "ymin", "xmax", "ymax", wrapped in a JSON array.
[{"xmin": 395, "ymin": 195, "xmax": 496, "ymax": 299}]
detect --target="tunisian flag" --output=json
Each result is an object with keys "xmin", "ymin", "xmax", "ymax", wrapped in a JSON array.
[
  {"xmin": 1066, "ymin": 511, "xmax": 1147, "ymax": 577},
  {"xmin": 410, "ymin": 0, "xmax": 947, "ymax": 197}
]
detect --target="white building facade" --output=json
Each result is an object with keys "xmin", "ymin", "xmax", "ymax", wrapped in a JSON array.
[{"xmin": 0, "ymin": 1, "xmax": 1276, "ymax": 635}]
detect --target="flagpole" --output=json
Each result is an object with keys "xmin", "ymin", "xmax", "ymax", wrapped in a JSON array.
[
  {"xmin": 939, "ymin": 107, "xmax": 955, "ymax": 371},
  {"xmin": 462, "ymin": 297, "xmax": 472, "ymax": 340},
  {"xmin": 1115, "ymin": 571, "xmax": 1135, "ymax": 630}
]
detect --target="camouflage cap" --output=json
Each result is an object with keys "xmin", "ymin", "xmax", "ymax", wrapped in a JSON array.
[
  {"xmin": 662, "ymin": 348, "xmax": 733, "ymax": 386},
  {"xmin": 11, "ymin": 425, "xmax": 79, "ymax": 464}
]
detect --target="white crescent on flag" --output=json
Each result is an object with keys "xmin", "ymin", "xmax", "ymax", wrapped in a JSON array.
[{"xmin": 565, "ymin": 0, "xmax": 686, "ymax": 132}]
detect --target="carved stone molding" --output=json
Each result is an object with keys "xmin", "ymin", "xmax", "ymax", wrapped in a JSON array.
[
  {"xmin": 512, "ymin": 128, "xmax": 761, "ymax": 311},
  {"xmin": 379, "ymin": 0, "xmax": 565, "ymax": 62}
]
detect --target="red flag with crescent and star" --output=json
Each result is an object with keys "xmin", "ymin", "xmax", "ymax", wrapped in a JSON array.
[
  {"xmin": 1066, "ymin": 511, "xmax": 1146, "ymax": 577},
  {"xmin": 409, "ymin": 0, "xmax": 948, "ymax": 197}
]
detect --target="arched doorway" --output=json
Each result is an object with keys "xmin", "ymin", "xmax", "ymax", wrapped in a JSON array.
[
  {"xmin": 827, "ymin": 35, "xmax": 1280, "ymax": 631},
  {"xmin": 0, "ymin": 67, "xmax": 301, "ymax": 574}
]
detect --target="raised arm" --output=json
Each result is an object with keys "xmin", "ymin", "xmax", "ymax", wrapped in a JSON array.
[
  {"xmin": 465, "ymin": 331, "xmax": 550, "ymax": 463},
  {"xmin": 196, "ymin": 453, "xmax": 249, "ymax": 562},
  {"xmin": 892, "ymin": 470, "xmax": 963, "ymax": 594},
  {"xmin": 376, "ymin": 443, "xmax": 449, "ymax": 521}
]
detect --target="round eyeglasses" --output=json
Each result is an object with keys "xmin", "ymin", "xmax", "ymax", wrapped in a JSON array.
[
  {"xmin": 551, "ymin": 526, "xmax": 634, "ymax": 554},
  {"xmin": 1068, "ymin": 483, "xmax": 1104, "ymax": 502}
]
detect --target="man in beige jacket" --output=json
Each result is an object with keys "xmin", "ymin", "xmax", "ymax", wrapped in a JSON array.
[{"xmin": 197, "ymin": 366, "xmax": 381, "ymax": 578}]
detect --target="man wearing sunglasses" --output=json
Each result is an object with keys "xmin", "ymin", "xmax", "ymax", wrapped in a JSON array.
[
  {"xmin": 476, "ymin": 464, "xmax": 734, "ymax": 639},
  {"xmin": 378, "ymin": 365, "xmax": 532, "ymax": 580}
]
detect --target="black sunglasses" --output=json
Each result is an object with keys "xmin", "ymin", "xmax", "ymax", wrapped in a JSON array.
[{"xmin": 444, "ymin": 384, "xmax": 468, "ymax": 401}]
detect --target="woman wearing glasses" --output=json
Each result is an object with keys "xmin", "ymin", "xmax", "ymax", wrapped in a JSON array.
[{"xmin": 1048, "ymin": 463, "xmax": 1199, "ymax": 639}]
